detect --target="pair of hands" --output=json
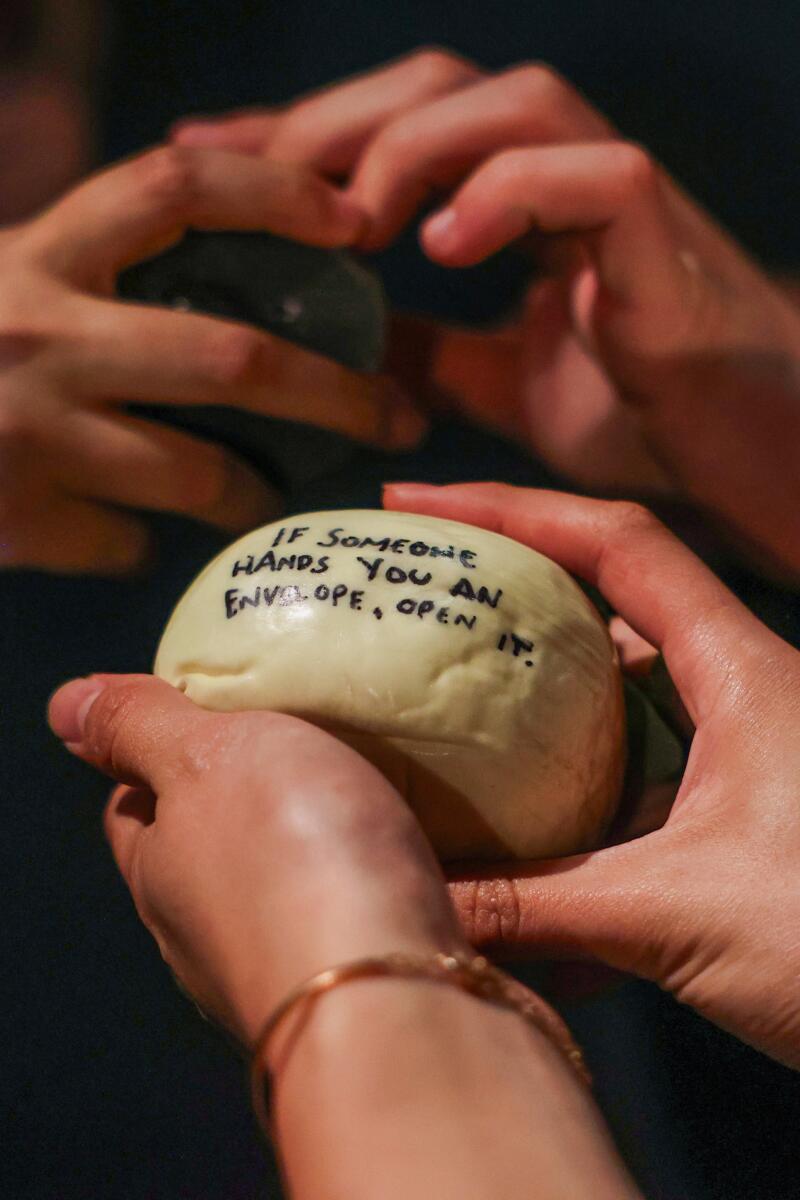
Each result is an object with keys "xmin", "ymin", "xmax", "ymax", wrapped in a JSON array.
[
  {"xmin": 50, "ymin": 483, "xmax": 800, "ymax": 1069},
  {"xmin": 6, "ymin": 49, "xmax": 800, "ymax": 574}
]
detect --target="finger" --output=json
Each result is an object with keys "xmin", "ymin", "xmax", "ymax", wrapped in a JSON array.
[
  {"xmin": 51, "ymin": 410, "xmax": 280, "ymax": 532},
  {"xmin": 510, "ymin": 280, "xmax": 672, "ymax": 490},
  {"xmin": 26, "ymin": 145, "xmax": 364, "ymax": 283},
  {"xmin": 176, "ymin": 49, "xmax": 481, "ymax": 176},
  {"xmin": 350, "ymin": 64, "xmax": 610, "ymax": 248},
  {"xmin": 171, "ymin": 109, "xmax": 282, "ymax": 153},
  {"xmin": 48, "ymin": 673, "xmax": 214, "ymax": 789},
  {"xmin": 60, "ymin": 297, "xmax": 426, "ymax": 449},
  {"xmin": 446, "ymin": 830, "xmax": 682, "ymax": 980},
  {"xmin": 0, "ymin": 491, "xmax": 152, "ymax": 575},
  {"xmin": 103, "ymin": 784, "xmax": 155, "ymax": 885},
  {"xmin": 383, "ymin": 482, "xmax": 756, "ymax": 721},
  {"xmin": 420, "ymin": 143, "xmax": 687, "ymax": 326},
  {"xmin": 386, "ymin": 313, "xmax": 527, "ymax": 438}
]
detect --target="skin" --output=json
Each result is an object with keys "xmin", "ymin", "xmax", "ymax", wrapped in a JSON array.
[
  {"xmin": 48, "ymin": 673, "xmax": 639, "ymax": 1199},
  {"xmin": 174, "ymin": 48, "xmax": 800, "ymax": 577},
  {"xmin": 0, "ymin": 66, "xmax": 91, "ymax": 225},
  {"xmin": 0, "ymin": 145, "xmax": 424, "ymax": 575},
  {"xmin": 384, "ymin": 482, "xmax": 800, "ymax": 1070}
]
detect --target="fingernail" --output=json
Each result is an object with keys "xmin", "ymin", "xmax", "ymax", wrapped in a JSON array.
[
  {"xmin": 422, "ymin": 207, "xmax": 459, "ymax": 254},
  {"xmin": 49, "ymin": 677, "xmax": 106, "ymax": 746},
  {"xmin": 386, "ymin": 395, "xmax": 429, "ymax": 449}
]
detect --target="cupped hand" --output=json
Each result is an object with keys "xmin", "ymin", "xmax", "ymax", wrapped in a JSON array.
[
  {"xmin": 175, "ymin": 50, "xmax": 800, "ymax": 575},
  {"xmin": 384, "ymin": 481, "xmax": 800, "ymax": 1069},
  {"xmin": 0, "ymin": 145, "xmax": 423, "ymax": 575},
  {"xmin": 48, "ymin": 674, "xmax": 465, "ymax": 1046}
]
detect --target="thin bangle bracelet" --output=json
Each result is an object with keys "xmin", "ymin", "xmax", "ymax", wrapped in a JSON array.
[{"xmin": 250, "ymin": 950, "xmax": 591, "ymax": 1135}]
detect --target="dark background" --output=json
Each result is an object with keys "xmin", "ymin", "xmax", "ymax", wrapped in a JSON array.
[{"xmin": 2, "ymin": 2, "xmax": 800, "ymax": 1197}]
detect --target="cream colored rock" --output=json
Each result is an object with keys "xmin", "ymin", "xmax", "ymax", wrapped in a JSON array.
[{"xmin": 155, "ymin": 510, "xmax": 625, "ymax": 861}]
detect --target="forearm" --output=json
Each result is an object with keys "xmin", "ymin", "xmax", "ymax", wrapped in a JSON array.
[{"xmin": 270, "ymin": 976, "xmax": 640, "ymax": 1200}]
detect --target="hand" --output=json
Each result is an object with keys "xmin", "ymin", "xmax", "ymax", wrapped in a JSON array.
[
  {"xmin": 47, "ymin": 673, "xmax": 465, "ymax": 1046},
  {"xmin": 381, "ymin": 481, "xmax": 800, "ymax": 1068},
  {"xmin": 175, "ymin": 50, "xmax": 800, "ymax": 576},
  {"xmin": 0, "ymin": 145, "xmax": 423, "ymax": 575},
  {"xmin": 48, "ymin": 671, "xmax": 640, "ymax": 1200}
]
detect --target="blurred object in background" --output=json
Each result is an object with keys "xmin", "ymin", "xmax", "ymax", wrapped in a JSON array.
[{"xmin": 0, "ymin": 0, "xmax": 105, "ymax": 223}]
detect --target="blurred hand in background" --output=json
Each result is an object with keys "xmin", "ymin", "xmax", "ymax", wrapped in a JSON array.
[
  {"xmin": 175, "ymin": 49, "xmax": 800, "ymax": 579},
  {"xmin": 0, "ymin": 145, "xmax": 422, "ymax": 575}
]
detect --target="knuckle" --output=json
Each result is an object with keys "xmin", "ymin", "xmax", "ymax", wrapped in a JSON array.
[
  {"xmin": 608, "ymin": 499, "xmax": 660, "ymax": 539},
  {"xmin": 453, "ymin": 877, "xmax": 525, "ymax": 946},
  {"xmin": 509, "ymin": 61, "xmax": 568, "ymax": 110},
  {"xmin": 371, "ymin": 113, "xmax": 419, "ymax": 159},
  {"xmin": 410, "ymin": 46, "xmax": 477, "ymax": 87},
  {"xmin": 278, "ymin": 99, "xmax": 341, "ymax": 154},
  {"xmin": 134, "ymin": 145, "xmax": 199, "ymax": 218},
  {"xmin": 201, "ymin": 325, "xmax": 268, "ymax": 389},
  {"xmin": 470, "ymin": 480, "xmax": 516, "ymax": 503},
  {"xmin": 275, "ymin": 103, "xmax": 315, "ymax": 147},
  {"xmin": 282, "ymin": 168, "xmax": 335, "ymax": 224},
  {"xmin": 479, "ymin": 146, "xmax": 529, "ymax": 189}
]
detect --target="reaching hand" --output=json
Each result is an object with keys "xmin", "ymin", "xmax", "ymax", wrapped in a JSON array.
[
  {"xmin": 0, "ymin": 146, "xmax": 422, "ymax": 575},
  {"xmin": 175, "ymin": 50, "xmax": 800, "ymax": 575},
  {"xmin": 385, "ymin": 481, "xmax": 800, "ymax": 1069}
]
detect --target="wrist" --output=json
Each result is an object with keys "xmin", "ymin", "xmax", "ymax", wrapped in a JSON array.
[
  {"xmin": 269, "ymin": 968, "xmax": 551, "ymax": 1078},
  {"xmin": 230, "ymin": 912, "xmax": 469, "ymax": 1049}
]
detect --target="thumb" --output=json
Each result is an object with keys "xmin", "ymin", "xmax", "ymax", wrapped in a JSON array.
[
  {"xmin": 48, "ymin": 673, "xmax": 211, "ymax": 790},
  {"xmin": 448, "ymin": 831, "xmax": 683, "ymax": 984}
]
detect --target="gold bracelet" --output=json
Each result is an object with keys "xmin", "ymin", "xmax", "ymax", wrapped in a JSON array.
[{"xmin": 250, "ymin": 950, "xmax": 591, "ymax": 1134}]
